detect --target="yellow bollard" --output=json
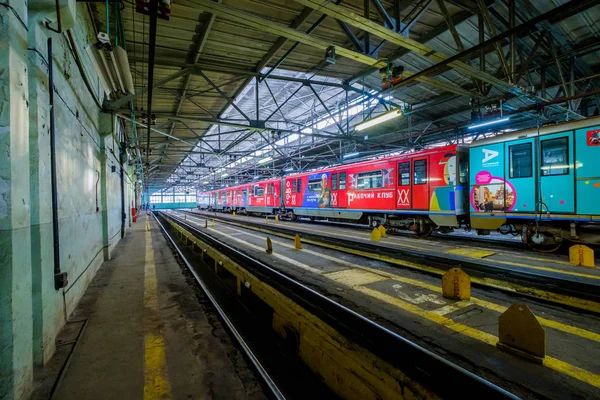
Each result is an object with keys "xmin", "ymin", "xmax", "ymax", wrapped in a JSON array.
[
  {"xmin": 378, "ymin": 224, "xmax": 387, "ymax": 238},
  {"xmin": 371, "ymin": 227, "xmax": 381, "ymax": 242},
  {"xmin": 233, "ymin": 211, "xmax": 236, "ymax": 217},
  {"xmin": 265, "ymin": 216, "xmax": 269, "ymax": 224},
  {"xmin": 442, "ymin": 268, "xmax": 470, "ymax": 300},
  {"xmin": 569, "ymin": 244, "xmax": 595, "ymax": 267},
  {"xmin": 275, "ymin": 215, "xmax": 279, "ymax": 222},
  {"xmin": 294, "ymin": 234, "xmax": 302, "ymax": 250},
  {"xmin": 266, "ymin": 237, "xmax": 273, "ymax": 254},
  {"xmin": 497, "ymin": 304, "xmax": 545, "ymax": 364},
  {"xmin": 211, "ymin": 219, "xmax": 215, "ymax": 227}
]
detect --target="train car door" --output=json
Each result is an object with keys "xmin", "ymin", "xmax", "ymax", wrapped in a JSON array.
[
  {"xmin": 505, "ymin": 138, "xmax": 536, "ymax": 212},
  {"xmin": 242, "ymin": 186, "xmax": 248, "ymax": 208},
  {"xmin": 575, "ymin": 124, "xmax": 600, "ymax": 215},
  {"xmin": 539, "ymin": 132, "xmax": 575, "ymax": 213},
  {"xmin": 412, "ymin": 157, "xmax": 429, "ymax": 209},
  {"xmin": 396, "ymin": 160, "xmax": 411, "ymax": 209},
  {"xmin": 337, "ymin": 171, "xmax": 347, "ymax": 207}
]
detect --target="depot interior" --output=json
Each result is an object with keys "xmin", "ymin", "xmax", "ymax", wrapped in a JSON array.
[{"xmin": 1, "ymin": 0, "xmax": 599, "ymax": 399}]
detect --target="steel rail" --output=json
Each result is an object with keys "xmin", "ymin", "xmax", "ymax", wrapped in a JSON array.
[
  {"xmin": 185, "ymin": 211, "xmax": 600, "ymax": 307},
  {"xmin": 152, "ymin": 212, "xmax": 286, "ymax": 400},
  {"xmin": 158, "ymin": 211, "xmax": 517, "ymax": 399}
]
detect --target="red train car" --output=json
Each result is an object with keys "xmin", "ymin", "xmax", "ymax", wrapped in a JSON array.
[
  {"xmin": 283, "ymin": 144, "xmax": 469, "ymax": 235},
  {"xmin": 204, "ymin": 144, "xmax": 468, "ymax": 235},
  {"xmin": 208, "ymin": 178, "xmax": 282, "ymax": 215}
]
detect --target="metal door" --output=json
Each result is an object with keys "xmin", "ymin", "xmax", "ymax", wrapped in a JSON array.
[
  {"xmin": 412, "ymin": 157, "xmax": 429, "ymax": 209},
  {"xmin": 396, "ymin": 160, "xmax": 411, "ymax": 209}
]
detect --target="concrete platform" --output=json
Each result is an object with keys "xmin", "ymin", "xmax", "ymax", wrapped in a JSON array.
[
  {"xmin": 190, "ymin": 210, "xmax": 600, "ymax": 284},
  {"xmin": 39, "ymin": 216, "xmax": 264, "ymax": 400}
]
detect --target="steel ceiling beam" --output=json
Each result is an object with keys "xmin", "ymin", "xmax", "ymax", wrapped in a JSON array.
[
  {"xmin": 388, "ymin": 0, "xmax": 600, "ymax": 92},
  {"xmin": 106, "ymin": 68, "xmax": 191, "ymax": 110},
  {"xmin": 185, "ymin": 0, "xmax": 478, "ymax": 98},
  {"xmin": 291, "ymin": 0, "xmax": 527, "ymax": 95}
]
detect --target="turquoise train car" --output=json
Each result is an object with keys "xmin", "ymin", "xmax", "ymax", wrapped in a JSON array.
[{"xmin": 469, "ymin": 116, "xmax": 600, "ymax": 251}]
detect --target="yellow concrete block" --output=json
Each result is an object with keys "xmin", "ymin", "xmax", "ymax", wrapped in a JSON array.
[
  {"xmin": 211, "ymin": 219, "xmax": 215, "ymax": 227},
  {"xmin": 569, "ymin": 244, "xmax": 595, "ymax": 267},
  {"xmin": 378, "ymin": 225, "xmax": 387, "ymax": 238},
  {"xmin": 371, "ymin": 227, "xmax": 381, "ymax": 242},
  {"xmin": 266, "ymin": 237, "xmax": 273, "ymax": 254},
  {"xmin": 442, "ymin": 267, "xmax": 470, "ymax": 300},
  {"xmin": 265, "ymin": 216, "xmax": 269, "ymax": 224},
  {"xmin": 233, "ymin": 211, "xmax": 236, "ymax": 216},
  {"xmin": 294, "ymin": 234, "xmax": 302, "ymax": 250},
  {"xmin": 497, "ymin": 303, "xmax": 545, "ymax": 363},
  {"xmin": 275, "ymin": 215, "xmax": 279, "ymax": 222}
]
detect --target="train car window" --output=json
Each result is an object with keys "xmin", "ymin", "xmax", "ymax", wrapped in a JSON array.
[
  {"xmin": 541, "ymin": 138, "xmax": 569, "ymax": 176},
  {"xmin": 308, "ymin": 179, "xmax": 322, "ymax": 192},
  {"xmin": 332, "ymin": 173, "xmax": 338, "ymax": 190},
  {"xmin": 291, "ymin": 180, "xmax": 297, "ymax": 193},
  {"xmin": 296, "ymin": 178, "xmax": 302, "ymax": 193},
  {"xmin": 413, "ymin": 160, "xmax": 428, "ymax": 185},
  {"xmin": 509, "ymin": 143, "xmax": 533, "ymax": 178},
  {"xmin": 242, "ymin": 188, "xmax": 247, "ymax": 196},
  {"xmin": 254, "ymin": 185, "xmax": 264, "ymax": 196},
  {"xmin": 266, "ymin": 183, "xmax": 274, "ymax": 195},
  {"xmin": 357, "ymin": 171, "xmax": 383, "ymax": 190},
  {"xmin": 339, "ymin": 172, "xmax": 346, "ymax": 190},
  {"xmin": 398, "ymin": 162, "xmax": 410, "ymax": 185}
]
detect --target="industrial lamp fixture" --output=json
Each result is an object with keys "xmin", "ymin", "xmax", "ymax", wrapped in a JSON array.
[
  {"xmin": 355, "ymin": 109, "xmax": 402, "ymax": 131},
  {"xmin": 86, "ymin": 32, "xmax": 135, "ymax": 97}
]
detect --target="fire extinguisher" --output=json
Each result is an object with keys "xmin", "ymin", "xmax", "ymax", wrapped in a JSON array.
[{"xmin": 132, "ymin": 206, "xmax": 137, "ymax": 223}]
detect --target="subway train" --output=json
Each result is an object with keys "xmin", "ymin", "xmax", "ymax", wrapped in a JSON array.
[{"xmin": 198, "ymin": 117, "xmax": 600, "ymax": 251}]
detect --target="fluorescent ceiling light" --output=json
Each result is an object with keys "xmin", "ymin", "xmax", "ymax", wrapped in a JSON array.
[
  {"xmin": 221, "ymin": 173, "xmax": 229, "ymax": 178},
  {"xmin": 283, "ymin": 167, "xmax": 294, "ymax": 172},
  {"xmin": 202, "ymin": 181, "xmax": 209, "ymax": 184},
  {"xmin": 355, "ymin": 109, "xmax": 402, "ymax": 131},
  {"xmin": 468, "ymin": 117, "xmax": 510, "ymax": 130},
  {"xmin": 258, "ymin": 156, "xmax": 273, "ymax": 165},
  {"xmin": 343, "ymin": 152, "xmax": 360, "ymax": 159}
]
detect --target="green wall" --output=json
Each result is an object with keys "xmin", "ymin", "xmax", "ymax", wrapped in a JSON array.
[{"xmin": 0, "ymin": 3, "xmax": 136, "ymax": 399}]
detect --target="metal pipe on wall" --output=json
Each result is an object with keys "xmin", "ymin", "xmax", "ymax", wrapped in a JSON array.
[{"xmin": 49, "ymin": 38, "xmax": 68, "ymax": 290}]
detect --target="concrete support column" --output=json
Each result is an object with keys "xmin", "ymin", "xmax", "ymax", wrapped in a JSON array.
[
  {"xmin": 99, "ymin": 112, "xmax": 114, "ymax": 261},
  {"xmin": 0, "ymin": 1, "xmax": 34, "ymax": 398}
]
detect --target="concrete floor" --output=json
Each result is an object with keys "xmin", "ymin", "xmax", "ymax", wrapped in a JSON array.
[{"xmin": 46, "ymin": 216, "xmax": 264, "ymax": 400}]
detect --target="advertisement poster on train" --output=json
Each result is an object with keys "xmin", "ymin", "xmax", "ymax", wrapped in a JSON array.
[
  {"xmin": 430, "ymin": 153, "xmax": 458, "ymax": 212},
  {"xmin": 346, "ymin": 166, "xmax": 395, "ymax": 209},
  {"xmin": 469, "ymin": 144, "xmax": 516, "ymax": 212},
  {"xmin": 588, "ymin": 129, "xmax": 600, "ymax": 146},
  {"xmin": 303, "ymin": 172, "xmax": 331, "ymax": 208}
]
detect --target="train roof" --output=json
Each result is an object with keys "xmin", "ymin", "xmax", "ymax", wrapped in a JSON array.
[{"xmin": 470, "ymin": 116, "xmax": 600, "ymax": 147}]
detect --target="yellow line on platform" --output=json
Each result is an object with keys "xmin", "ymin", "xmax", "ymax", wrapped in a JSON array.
[
  {"xmin": 144, "ymin": 218, "xmax": 172, "ymax": 400},
  {"xmin": 356, "ymin": 286, "xmax": 600, "ymax": 390},
  {"xmin": 210, "ymin": 224, "xmax": 600, "ymax": 344}
]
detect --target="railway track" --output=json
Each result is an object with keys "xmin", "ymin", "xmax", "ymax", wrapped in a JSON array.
[
  {"xmin": 181, "ymin": 209, "xmax": 600, "ymax": 313},
  {"xmin": 155, "ymin": 211, "xmax": 517, "ymax": 399}
]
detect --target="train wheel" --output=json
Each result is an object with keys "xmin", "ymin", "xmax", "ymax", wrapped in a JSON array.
[
  {"xmin": 527, "ymin": 232, "xmax": 562, "ymax": 253},
  {"xmin": 415, "ymin": 225, "xmax": 433, "ymax": 238}
]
